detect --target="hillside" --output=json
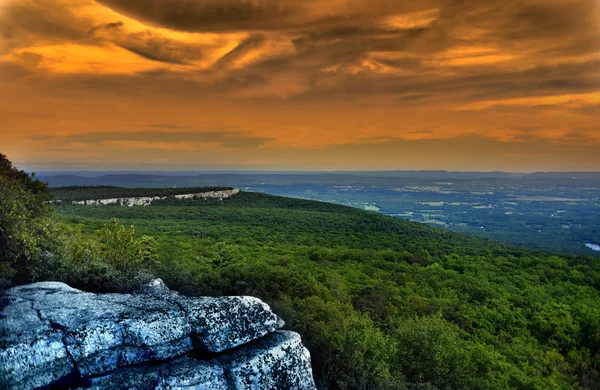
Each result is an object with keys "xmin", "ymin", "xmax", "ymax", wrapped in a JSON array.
[
  {"xmin": 51, "ymin": 188, "xmax": 600, "ymax": 389},
  {"xmin": 39, "ymin": 171, "xmax": 600, "ymax": 258}
]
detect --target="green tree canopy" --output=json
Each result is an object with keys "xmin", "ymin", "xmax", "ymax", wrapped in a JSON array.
[{"xmin": 0, "ymin": 154, "xmax": 52, "ymax": 286}]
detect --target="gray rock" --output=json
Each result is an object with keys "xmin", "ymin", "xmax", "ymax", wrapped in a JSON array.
[
  {"xmin": 136, "ymin": 278, "xmax": 171, "ymax": 295},
  {"xmin": 136, "ymin": 279, "xmax": 286, "ymax": 353},
  {"xmin": 80, "ymin": 357, "xmax": 228, "ymax": 390},
  {"xmin": 0, "ymin": 295, "xmax": 75, "ymax": 390},
  {"xmin": 137, "ymin": 279, "xmax": 286, "ymax": 353},
  {"xmin": 181, "ymin": 295, "xmax": 285, "ymax": 353},
  {"xmin": 217, "ymin": 331, "xmax": 316, "ymax": 390},
  {"xmin": 0, "ymin": 281, "xmax": 315, "ymax": 390},
  {"xmin": 6, "ymin": 282, "xmax": 194, "ymax": 377}
]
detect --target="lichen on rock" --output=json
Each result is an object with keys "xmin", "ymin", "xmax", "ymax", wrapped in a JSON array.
[{"xmin": 0, "ymin": 280, "xmax": 316, "ymax": 390}]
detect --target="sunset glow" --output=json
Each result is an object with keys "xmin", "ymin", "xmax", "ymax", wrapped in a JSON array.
[{"xmin": 1, "ymin": 0, "xmax": 599, "ymax": 171}]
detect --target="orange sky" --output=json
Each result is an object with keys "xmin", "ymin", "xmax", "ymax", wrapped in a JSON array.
[{"xmin": 1, "ymin": 0, "xmax": 599, "ymax": 171}]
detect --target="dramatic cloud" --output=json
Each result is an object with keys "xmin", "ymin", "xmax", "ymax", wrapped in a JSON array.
[{"xmin": 0, "ymin": 0, "xmax": 599, "ymax": 170}]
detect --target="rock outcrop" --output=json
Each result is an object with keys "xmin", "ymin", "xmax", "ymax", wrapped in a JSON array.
[
  {"xmin": 0, "ymin": 280, "xmax": 316, "ymax": 390},
  {"xmin": 69, "ymin": 189, "xmax": 240, "ymax": 207}
]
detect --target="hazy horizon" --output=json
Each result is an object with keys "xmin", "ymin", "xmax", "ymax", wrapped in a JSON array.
[{"xmin": 17, "ymin": 163, "xmax": 600, "ymax": 175}]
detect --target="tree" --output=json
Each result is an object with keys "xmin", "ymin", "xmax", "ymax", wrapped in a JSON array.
[
  {"xmin": 0, "ymin": 154, "xmax": 52, "ymax": 287},
  {"xmin": 0, "ymin": 154, "xmax": 154, "ymax": 292}
]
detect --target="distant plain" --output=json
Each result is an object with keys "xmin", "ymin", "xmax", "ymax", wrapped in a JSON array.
[{"xmin": 41, "ymin": 171, "xmax": 600, "ymax": 257}]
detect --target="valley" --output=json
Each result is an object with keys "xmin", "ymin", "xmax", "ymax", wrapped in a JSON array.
[
  {"xmin": 49, "ymin": 188, "xmax": 600, "ymax": 389},
  {"xmin": 41, "ymin": 171, "xmax": 600, "ymax": 257}
]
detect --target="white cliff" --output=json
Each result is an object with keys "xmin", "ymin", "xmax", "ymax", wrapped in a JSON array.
[{"xmin": 70, "ymin": 189, "xmax": 240, "ymax": 207}]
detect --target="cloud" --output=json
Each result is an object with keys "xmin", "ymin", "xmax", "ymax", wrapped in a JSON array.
[
  {"xmin": 1, "ymin": 0, "xmax": 599, "ymax": 170},
  {"xmin": 3, "ymin": 0, "xmax": 598, "ymax": 99},
  {"xmin": 94, "ymin": 0, "xmax": 302, "ymax": 32},
  {"xmin": 0, "ymin": 0, "xmax": 89, "ymax": 53},
  {"xmin": 93, "ymin": 0, "xmax": 413, "ymax": 32},
  {"xmin": 359, "ymin": 136, "xmax": 400, "ymax": 142},
  {"xmin": 212, "ymin": 34, "xmax": 266, "ymax": 69},
  {"xmin": 29, "ymin": 131, "xmax": 272, "ymax": 149},
  {"xmin": 88, "ymin": 21, "xmax": 124, "ymax": 34},
  {"xmin": 119, "ymin": 42, "xmax": 192, "ymax": 64},
  {"xmin": 149, "ymin": 124, "xmax": 188, "ymax": 129}
]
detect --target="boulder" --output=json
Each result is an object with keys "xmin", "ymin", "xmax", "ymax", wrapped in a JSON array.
[
  {"xmin": 217, "ymin": 331, "xmax": 317, "ymax": 390},
  {"xmin": 0, "ymin": 294, "xmax": 75, "ymax": 389},
  {"xmin": 0, "ymin": 281, "xmax": 316, "ymax": 390},
  {"xmin": 135, "ymin": 277, "xmax": 170, "ymax": 295},
  {"xmin": 4, "ymin": 282, "xmax": 194, "ymax": 377},
  {"xmin": 179, "ymin": 295, "xmax": 285, "ymax": 353},
  {"xmin": 78, "ymin": 357, "xmax": 228, "ymax": 390},
  {"xmin": 134, "ymin": 278, "xmax": 285, "ymax": 353}
]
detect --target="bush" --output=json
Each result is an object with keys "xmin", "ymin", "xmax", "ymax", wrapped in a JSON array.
[
  {"xmin": 46, "ymin": 219, "xmax": 155, "ymax": 292},
  {"xmin": 0, "ymin": 154, "xmax": 154, "ymax": 292},
  {"xmin": 0, "ymin": 154, "xmax": 52, "ymax": 287}
]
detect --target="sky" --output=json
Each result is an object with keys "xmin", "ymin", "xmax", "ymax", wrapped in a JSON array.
[{"xmin": 1, "ymin": 0, "xmax": 599, "ymax": 172}]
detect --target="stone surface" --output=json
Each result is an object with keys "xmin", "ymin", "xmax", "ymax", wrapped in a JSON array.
[
  {"xmin": 0, "ymin": 280, "xmax": 316, "ymax": 390},
  {"xmin": 135, "ymin": 277, "xmax": 170, "ymax": 295},
  {"xmin": 218, "ymin": 331, "xmax": 317, "ymax": 390},
  {"xmin": 79, "ymin": 357, "xmax": 228, "ymax": 390},
  {"xmin": 0, "ymin": 294, "xmax": 75, "ymax": 389},
  {"xmin": 181, "ymin": 295, "xmax": 285, "ymax": 353},
  {"xmin": 135, "ymin": 279, "xmax": 285, "ymax": 353},
  {"xmin": 5, "ymin": 282, "xmax": 194, "ymax": 378}
]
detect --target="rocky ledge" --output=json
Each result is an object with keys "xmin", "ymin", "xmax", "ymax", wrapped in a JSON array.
[
  {"xmin": 0, "ymin": 280, "xmax": 316, "ymax": 389},
  {"xmin": 69, "ymin": 189, "xmax": 240, "ymax": 207}
]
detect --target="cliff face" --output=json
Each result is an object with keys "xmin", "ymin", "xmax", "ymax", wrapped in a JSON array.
[
  {"xmin": 0, "ymin": 280, "xmax": 316, "ymax": 389},
  {"xmin": 69, "ymin": 189, "xmax": 240, "ymax": 207}
]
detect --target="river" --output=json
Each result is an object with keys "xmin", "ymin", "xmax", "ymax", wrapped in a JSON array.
[{"xmin": 585, "ymin": 243, "xmax": 600, "ymax": 251}]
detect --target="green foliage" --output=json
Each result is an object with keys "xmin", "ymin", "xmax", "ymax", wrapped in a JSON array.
[
  {"xmin": 51, "ymin": 190, "xmax": 600, "ymax": 389},
  {"xmin": 0, "ymin": 155, "xmax": 153, "ymax": 292},
  {"xmin": 0, "ymin": 154, "xmax": 52, "ymax": 286},
  {"xmin": 45, "ymin": 219, "xmax": 155, "ymax": 292},
  {"xmin": 394, "ymin": 315, "xmax": 508, "ymax": 389},
  {"xmin": 96, "ymin": 218, "xmax": 157, "ymax": 273},
  {"xmin": 0, "ymin": 154, "xmax": 50, "ymax": 196}
]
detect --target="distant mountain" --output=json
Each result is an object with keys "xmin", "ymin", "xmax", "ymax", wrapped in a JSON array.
[{"xmin": 38, "ymin": 170, "xmax": 600, "ymax": 188}]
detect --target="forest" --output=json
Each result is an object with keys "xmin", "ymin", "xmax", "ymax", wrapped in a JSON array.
[
  {"xmin": 38, "ymin": 171, "xmax": 600, "ymax": 258},
  {"xmin": 2, "ymin": 155, "xmax": 600, "ymax": 389}
]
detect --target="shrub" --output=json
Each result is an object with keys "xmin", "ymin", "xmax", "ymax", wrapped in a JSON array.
[{"xmin": 0, "ymin": 154, "xmax": 154, "ymax": 292}]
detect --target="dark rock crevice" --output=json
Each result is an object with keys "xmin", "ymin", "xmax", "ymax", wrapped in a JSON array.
[
  {"xmin": 23, "ymin": 297, "xmax": 82, "ymax": 378},
  {"xmin": 37, "ymin": 306, "xmax": 81, "ymax": 376}
]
